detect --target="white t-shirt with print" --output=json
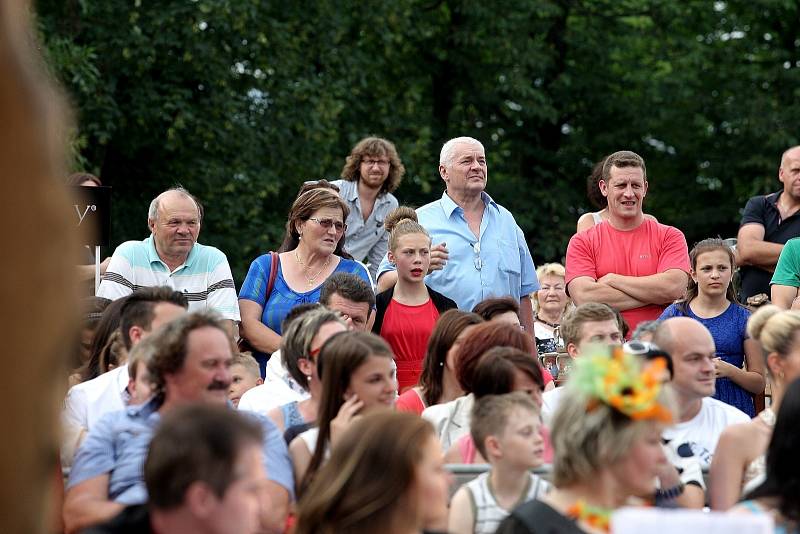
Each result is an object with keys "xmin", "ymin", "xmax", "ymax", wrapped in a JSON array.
[{"xmin": 662, "ymin": 397, "xmax": 750, "ymax": 469}]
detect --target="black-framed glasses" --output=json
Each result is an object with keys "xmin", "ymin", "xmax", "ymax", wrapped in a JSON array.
[
  {"xmin": 362, "ymin": 158, "xmax": 390, "ymax": 168},
  {"xmin": 308, "ymin": 217, "xmax": 346, "ymax": 233}
]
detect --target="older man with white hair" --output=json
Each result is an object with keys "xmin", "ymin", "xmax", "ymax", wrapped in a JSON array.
[
  {"xmin": 98, "ymin": 187, "xmax": 239, "ymax": 335},
  {"xmin": 376, "ymin": 136, "xmax": 539, "ymax": 335}
]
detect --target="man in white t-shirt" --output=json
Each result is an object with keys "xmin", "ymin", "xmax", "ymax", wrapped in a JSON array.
[
  {"xmin": 540, "ymin": 302, "xmax": 622, "ymax": 425},
  {"xmin": 655, "ymin": 317, "xmax": 750, "ymax": 469}
]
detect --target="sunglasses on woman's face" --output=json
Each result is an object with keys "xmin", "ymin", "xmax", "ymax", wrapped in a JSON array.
[{"xmin": 308, "ymin": 217, "xmax": 346, "ymax": 233}]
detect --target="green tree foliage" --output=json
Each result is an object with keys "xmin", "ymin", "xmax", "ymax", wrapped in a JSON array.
[{"xmin": 37, "ymin": 0, "xmax": 800, "ymax": 282}]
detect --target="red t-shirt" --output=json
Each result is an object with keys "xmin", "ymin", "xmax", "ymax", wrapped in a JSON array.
[
  {"xmin": 395, "ymin": 388, "xmax": 426, "ymax": 414},
  {"xmin": 381, "ymin": 298, "xmax": 440, "ymax": 392},
  {"xmin": 565, "ymin": 219, "xmax": 690, "ymax": 334}
]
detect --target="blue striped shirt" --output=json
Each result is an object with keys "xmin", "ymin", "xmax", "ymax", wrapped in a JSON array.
[{"xmin": 98, "ymin": 236, "xmax": 240, "ymax": 321}]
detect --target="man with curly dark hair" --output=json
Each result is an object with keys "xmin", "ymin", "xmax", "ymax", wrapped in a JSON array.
[{"xmin": 332, "ymin": 136, "xmax": 405, "ymax": 281}]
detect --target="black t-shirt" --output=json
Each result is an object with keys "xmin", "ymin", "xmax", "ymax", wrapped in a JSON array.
[
  {"xmin": 495, "ymin": 500, "xmax": 587, "ymax": 534},
  {"xmin": 739, "ymin": 191, "xmax": 800, "ymax": 300}
]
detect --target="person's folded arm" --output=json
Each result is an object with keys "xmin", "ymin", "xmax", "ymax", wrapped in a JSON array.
[
  {"xmin": 568, "ymin": 276, "xmax": 648, "ymax": 311},
  {"xmin": 737, "ymin": 223, "xmax": 783, "ymax": 270},
  {"xmin": 238, "ymin": 299, "xmax": 281, "ymax": 353},
  {"xmin": 63, "ymin": 475, "xmax": 123, "ymax": 534},
  {"xmin": 598, "ymin": 269, "xmax": 688, "ymax": 306}
]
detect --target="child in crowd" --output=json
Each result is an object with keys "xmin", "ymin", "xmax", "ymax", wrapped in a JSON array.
[
  {"xmin": 228, "ymin": 352, "xmax": 263, "ymax": 408},
  {"xmin": 373, "ymin": 206, "xmax": 457, "ymax": 392},
  {"xmin": 659, "ymin": 238, "xmax": 764, "ymax": 417},
  {"xmin": 449, "ymin": 392, "xmax": 550, "ymax": 534}
]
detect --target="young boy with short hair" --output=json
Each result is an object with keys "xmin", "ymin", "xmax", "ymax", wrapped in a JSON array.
[
  {"xmin": 228, "ymin": 352, "xmax": 263, "ymax": 408},
  {"xmin": 448, "ymin": 392, "xmax": 550, "ymax": 534}
]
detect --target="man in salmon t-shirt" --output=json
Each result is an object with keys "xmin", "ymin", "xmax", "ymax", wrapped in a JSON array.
[{"xmin": 565, "ymin": 150, "xmax": 690, "ymax": 336}]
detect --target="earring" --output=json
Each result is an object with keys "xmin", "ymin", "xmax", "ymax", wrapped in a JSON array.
[{"xmin": 439, "ymin": 361, "xmax": 444, "ymax": 367}]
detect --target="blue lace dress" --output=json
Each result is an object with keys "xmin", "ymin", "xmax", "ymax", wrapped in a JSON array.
[{"xmin": 659, "ymin": 302, "xmax": 754, "ymax": 417}]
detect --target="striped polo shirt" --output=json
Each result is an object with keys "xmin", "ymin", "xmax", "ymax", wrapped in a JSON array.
[{"xmin": 97, "ymin": 236, "xmax": 240, "ymax": 321}]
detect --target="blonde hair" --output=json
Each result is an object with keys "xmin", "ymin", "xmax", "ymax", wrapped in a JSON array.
[
  {"xmin": 230, "ymin": 352, "xmax": 260, "ymax": 379},
  {"xmin": 550, "ymin": 386, "xmax": 673, "ymax": 487},
  {"xmin": 533, "ymin": 262, "xmax": 567, "ymax": 312},
  {"xmin": 747, "ymin": 305, "xmax": 800, "ymax": 378},
  {"xmin": 470, "ymin": 392, "xmax": 539, "ymax": 459},
  {"xmin": 385, "ymin": 206, "xmax": 430, "ymax": 252}
]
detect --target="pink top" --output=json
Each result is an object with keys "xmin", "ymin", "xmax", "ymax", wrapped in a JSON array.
[
  {"xmin": 395, "ymin": 387, "xmax": 426, "ymax": 415},
  {"xmin": 456, "ymin": 425, "xmax": 554, "ymax": 464}
]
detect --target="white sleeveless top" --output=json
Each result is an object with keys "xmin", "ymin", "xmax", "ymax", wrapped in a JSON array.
[{"xmin": 466, "ymin": 471, "xmax": 550, "ymax": 534}]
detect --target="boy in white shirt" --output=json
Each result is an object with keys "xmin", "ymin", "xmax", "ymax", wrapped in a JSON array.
[{"xmin": 449, "ymin": 392, "xmax": 550, "ymax": 534}]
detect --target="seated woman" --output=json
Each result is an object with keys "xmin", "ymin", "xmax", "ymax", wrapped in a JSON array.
[
  {"xmin": 497, "ymin": 347, "xmax": 675, "ymax": 533},
  {"xmin": 659, "ymin": 238, "xmax": 764, "ymax": 417},
  {"xmin": 264, "ymin": 308, "xmax": 346, "ymax": 435},
  {"xmin": 294, "ymin": 411, "xmax": 450, "ymax": 534},
  {"xmin": 373, "ymin": 206, "xmax": 457, "ymax": 392},
  {"xmin": 239, "ymin": 188, "xmax": 372, "ymax": 374},
  {"xmin": 422, "ymin": 322, "xmax": 534, "ymax": 449},
  {"xmin": 69, "ymin": 297, "xmax": 111, "ymax": 386},
  {"xmin": 289, "ymin": 331, "xmax": 396, "ymax": 494},
  {"xmin": 731, "ymin": 378, "xmax": 800, "ymax": 532},
  {"xmin": 576, "ymin": 155, "xmax": 657, "ymax": 233},
  {"xmin": 395, "ymin": 309, "xmax": 483, "ymax": 414},
  {"xmin": 711, "ymin": 306, "xmax": 800, "ymax": 510},
  {"xmin": 531, "ymin": 263, "xmax": 570, "ymax": 356},
  {"xmin": 443, "ymin": 347, "xmax": 553, "ymax": 465}
]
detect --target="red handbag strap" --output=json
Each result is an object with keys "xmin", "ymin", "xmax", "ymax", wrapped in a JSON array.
[{"xmin": 266, "ymin": 252, "xmax": 279, "ymax": 298}]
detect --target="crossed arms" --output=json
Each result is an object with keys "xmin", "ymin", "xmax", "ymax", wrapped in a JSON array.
[{"xmin": 568, "ymin": 269, "xmax": 688, "ymax": 311}]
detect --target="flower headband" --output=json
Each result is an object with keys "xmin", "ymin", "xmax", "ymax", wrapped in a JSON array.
[{"xmin": 569, "ymin": 345, "xmax": 673, "ymax": 423}]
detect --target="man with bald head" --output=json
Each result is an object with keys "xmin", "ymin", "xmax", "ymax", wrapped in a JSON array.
[
  {"xmin": 738, "ymin": 146, "xmax": 800, "ymax": 304},
  {"xmin": 654, "ymin": 317, "xmax": 749, "ymax": 468},
  {"xmin": 98, "ymin": 187, "xmax": 239, "ymax": 334}
]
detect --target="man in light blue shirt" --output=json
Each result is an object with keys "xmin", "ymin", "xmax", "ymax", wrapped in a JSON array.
[
  {"xmin": 377, "ymin": 136, "xmax": 538, "ymax": 334},
  {"xmin": 64, "ymin": 311, "xmax": 293, "ymax": 534},
  {"xmin": 332, "ymin": 136, "xmax": 405, "ymax": 281}
]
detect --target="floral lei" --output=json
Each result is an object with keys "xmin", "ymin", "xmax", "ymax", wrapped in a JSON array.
[{"xmin": 566, "ymin": 500, "xmax": 612, "ymax": 532}]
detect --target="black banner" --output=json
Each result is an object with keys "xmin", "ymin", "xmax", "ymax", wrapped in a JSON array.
[{"xmin": 71, "ymin": 186, "xmax": 111, "ymax": 247}]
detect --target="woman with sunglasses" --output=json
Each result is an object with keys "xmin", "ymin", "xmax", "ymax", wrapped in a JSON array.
[{"xmin": 239, "ymin": 187, "xmax": 372, "ymax": 374}]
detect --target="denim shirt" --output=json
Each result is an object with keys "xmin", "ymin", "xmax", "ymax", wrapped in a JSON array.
[
  {"xmin": 332, "ymin": 179, "xmax": 398, "ymax": 281},
  {"xmin": 377, "ymin": 191, "xmax": 538, "ymax": 311},
  {"xmin": 68, "ymin": 397, "xmax": 295, "ymax": 503}
]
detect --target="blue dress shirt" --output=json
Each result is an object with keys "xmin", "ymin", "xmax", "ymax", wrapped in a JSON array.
[
  {"xmin": 377, "ymin": 191, "xmax": 538, "ymax": 311},
  {"xmin": 68, "ymin": 398, "xmax": 295, "ymax": 503}
]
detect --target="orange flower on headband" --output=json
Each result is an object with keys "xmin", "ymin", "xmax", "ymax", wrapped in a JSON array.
[{"xmin": 570, "ymin": 346, "xmax": 672, "ymax": 423}]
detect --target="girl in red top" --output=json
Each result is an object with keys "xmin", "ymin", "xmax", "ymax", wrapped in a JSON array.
[{"xmin": 373, "ymin": 207, "xmax": 457, "ymax": 392}]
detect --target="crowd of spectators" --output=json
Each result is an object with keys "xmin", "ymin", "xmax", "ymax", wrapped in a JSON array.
[{"xmin": 60, "ymin": 138, "xmax": 800, "ymax": 533}]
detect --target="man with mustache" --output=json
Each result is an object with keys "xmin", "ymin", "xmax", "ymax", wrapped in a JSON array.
[
  {"xmin": 566, "ymin": 150, "xmax": 690, "ymax": 336},
  {"xmin": 63, "ymin": 311, "xmax": 293, "ymax": 534},
  {"xmin": 332, "ymin": 137, "xmax": 405, "ymax": 283}
]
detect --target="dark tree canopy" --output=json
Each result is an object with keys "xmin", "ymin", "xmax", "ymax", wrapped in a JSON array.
[{"xmin": 37, "ymin": 0, "xmax": 800, "ymax": 281}]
